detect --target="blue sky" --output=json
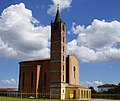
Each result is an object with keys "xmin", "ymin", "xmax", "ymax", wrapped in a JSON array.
[{"xmin": 0, "ymin": 0, "xmax": 120, "ymax": 89}]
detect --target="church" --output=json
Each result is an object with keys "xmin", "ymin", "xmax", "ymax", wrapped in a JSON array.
[{"xmin": 18, "ymin": 7, "xmax": 91, "ymax": 100}]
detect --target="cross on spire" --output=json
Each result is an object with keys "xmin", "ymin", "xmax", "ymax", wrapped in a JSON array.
[{"xmin": 57, "ymin": 4, "xmax": 59, "ymax": 10}]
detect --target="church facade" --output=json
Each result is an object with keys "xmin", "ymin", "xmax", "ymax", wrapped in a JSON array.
[{"xmin": 18, "ymin": 7, "xmax": 91, "ymax": 100}]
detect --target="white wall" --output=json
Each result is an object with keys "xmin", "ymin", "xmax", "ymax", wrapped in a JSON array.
[{"xmin": 98, "ymin": 87, "xmax": 115, "ymax": 92}]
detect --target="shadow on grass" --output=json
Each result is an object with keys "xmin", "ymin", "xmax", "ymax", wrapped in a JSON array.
[{"xmin": 0, "ymin": 96, "xmax": 90, "ymax": 101}]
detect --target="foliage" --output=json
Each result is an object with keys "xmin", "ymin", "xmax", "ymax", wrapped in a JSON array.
[
  {"xmin": 89, "ymin": 86, "xmax": 97, "ymax": 94},
  {"xmin": 106, "ymin": 82, "xmax": 120, "ymax": 94},
  {"xmin": 91, "ymin": 94, "xmax": 120, "ymax": 99}
]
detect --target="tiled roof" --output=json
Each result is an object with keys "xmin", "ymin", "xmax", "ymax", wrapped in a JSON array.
[
  {"xmin": 97, "ymin": 84, "xmax": 117, "ymax": 88},
  {"xmin": 66, "ymin": 84, "xmax": 88, "ymax": 89},
  {"xmin": 20, "ymin": 55, "xmax": 78, "ymax": 63},
  {"xmin": 0, "ymin": 88, "xmax": 18, "ymax": 91}
]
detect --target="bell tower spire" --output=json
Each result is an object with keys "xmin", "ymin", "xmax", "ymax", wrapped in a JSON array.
[{"xmin": 54, "ymin": 4, "xmax": 61, "ymax": 23}]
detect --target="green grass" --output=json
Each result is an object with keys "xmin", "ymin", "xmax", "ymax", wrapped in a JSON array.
[{"xmin": 0, "ymin": 96, "xmax": 89, "ymax": 101}]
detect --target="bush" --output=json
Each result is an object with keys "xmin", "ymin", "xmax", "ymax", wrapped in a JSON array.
[{"xmin": 91, "ymin": 94, "xmax": 120, "ymax": 99}]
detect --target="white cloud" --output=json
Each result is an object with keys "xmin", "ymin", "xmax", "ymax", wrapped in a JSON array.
[
  {"xmin": 1, "ymin": 3, "xmax": 120, "ymax": 64},
  {"xmin": 67, "ymin": 19, "xmax": 120, "ymax": 63},
  {"xmin": 0, "ymin": 3, "xmax": 51, "ymax": 59},
  {"xmin": 0, "ymin": 78, "xmax": 18, "ymax": 87},
  {"xmin": 81, "ymin": 81, "xmax": 103, "ymax": 89},
  {"xmin": 0, "ymin": 79, "xmax": 17, "ymax": 84},
  {"xmin": 47, "ymin": 0, "xmax": 72, "ymax": 15}
]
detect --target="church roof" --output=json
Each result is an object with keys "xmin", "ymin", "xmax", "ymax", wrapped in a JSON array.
[
  {"xmin": 20, "ymin": 55, "xmax": 78, "ymax": 64},
  {"xmin": 67, "ymin": 55, "xmax": 79, "ymax": 62},
  {"xmin": 19, "ymin": 58, "xmax": 50, "ymax": 63},
  {"xmin": 66, "ymin": 84, "xmax": 88, "ymax": 89}
]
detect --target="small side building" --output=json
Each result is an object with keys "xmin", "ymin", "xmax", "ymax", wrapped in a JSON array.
[
  {"xmin": 0, "ymin": 88, "xmax": 18, "ymax": 97},
  {"xmin": 97, "ymin": 84, "xmax": 117, "ymax": 92}
]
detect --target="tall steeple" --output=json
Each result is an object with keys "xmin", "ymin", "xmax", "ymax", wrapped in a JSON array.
[
  {"xmin": 54, "ymin": 4, "xmax": 61, "ymax": 23},
  {"xmin": 50, "ymin": 4, "xmax": 66, "ymax": 99}
]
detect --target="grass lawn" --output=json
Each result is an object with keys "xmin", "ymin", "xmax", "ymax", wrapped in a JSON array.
[{"xmin": 0, "ymin": 96, "xmax": 89, "ymax": 101}]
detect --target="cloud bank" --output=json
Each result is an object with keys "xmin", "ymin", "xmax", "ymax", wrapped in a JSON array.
[
  {"xmin": 47, "ymin": 0, "xmax": 72, "ymax": 15},
  {"xmin": 1, "ymin": 3, "xmax": 120, "ymax": 64},
  {"xmin": 0, "ymin": 3, "xmax": 50, "ymax": 59},
  {"xmin": 0, "ymin": 78, "xmax": 18, "ymax": 87},
  {"xmin": 81, "ymin": 81, "xmax": 103, "ymax": 89},
  {"xmin": 67, "ymin": 20, "xmax": 120, "ymax": 63}
]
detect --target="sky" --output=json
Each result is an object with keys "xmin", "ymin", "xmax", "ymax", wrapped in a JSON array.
[{"xmin": 0, "ymin": 0, "xmax": 120, "ymax": 89}]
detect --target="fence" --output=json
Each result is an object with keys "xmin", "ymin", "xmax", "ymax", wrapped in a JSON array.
[
  {"xmin": 0, "ymin": 92, "xmax": 48, "ymax": 99},
  {"xmin": 1, "ymin": 92, "xmax": 120, "ymax": 101},
  {"xmin": 92, "ymin": 94, "xmax": 120, "ymax": 99},
  {"xmin": 0, "ymin": 92, "xmax": 80, "ymax": 101}
]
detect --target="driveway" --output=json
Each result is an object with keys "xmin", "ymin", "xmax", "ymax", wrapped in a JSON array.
[{"xmin": 91, "ymin": 99, "xmax": 120, "ymax": 101}]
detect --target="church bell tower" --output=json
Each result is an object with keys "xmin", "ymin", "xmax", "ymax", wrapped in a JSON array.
[{"xmin": 50, "ymin": 6, "xmax": 66, "ymax": 99}]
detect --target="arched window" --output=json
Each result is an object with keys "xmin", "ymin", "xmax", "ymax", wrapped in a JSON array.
[
  {"xmin": 73, "ymin": 66, "xmax": 76, "ymax": 79},
  {"xmin": 31, "ymin": 72, "xmax": 34, "ymax": 87},
  {"xmin": 63, "ymin": 37, "xmax": 64, "ymax": 43},
  {"xmin": 44, "ymin": 73, "xmax": 46, "ymax": 86},
  {"xmin": 63, "ymin": 24, "xmax": 65, "ymax": 31},
  {"xmin": 63, "ymin": 46, "xmax": 64, "ymax": 52},
  {"xmin": 22, "ymin": 72, "xmax": 25, "ymax": 87},
  {"xmin": 63, "ymin": 75, "xmax": 64, "ymax": 82}
]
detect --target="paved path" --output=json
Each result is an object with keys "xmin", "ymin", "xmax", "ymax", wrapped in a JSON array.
[{"xmin": 91, "ymin": 99, "xmax": 120, "ymax": 101}]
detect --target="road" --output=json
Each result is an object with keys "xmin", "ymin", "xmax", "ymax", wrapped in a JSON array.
[{"xmin": 91, "ymin": 99, "xmax": 120, "ymax": 101}]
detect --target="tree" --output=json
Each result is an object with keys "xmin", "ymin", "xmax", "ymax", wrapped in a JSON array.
[
  {"xmin": 108, "ymin": 82, "xmax": 120, "ymax": 94},
  {"xmin": 89, "ymin": 86, "xmax": 97, "ymax": 94},
  {"xmin": 118, "ymin": 82, "xmax": 120, "ymax": 87}
]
